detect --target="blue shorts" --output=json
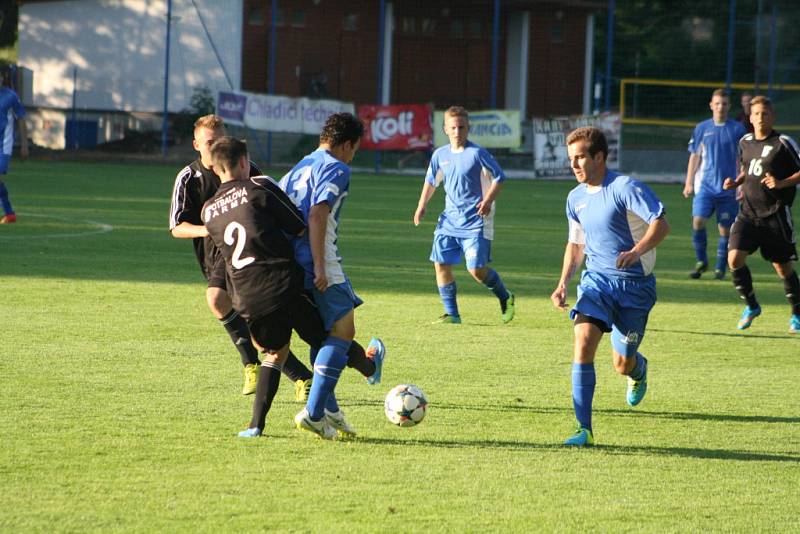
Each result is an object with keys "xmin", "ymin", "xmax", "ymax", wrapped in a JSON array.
[
  {"xmin": 311, "ymin": 279, "xmax": 363, "ymax": 331},
  {"xmin": 569, "ymin": 270, "xmax": 656, "ymax": 357},
  {"xmin": 692, "ymin": 192, "xmax": 738, "ymax": 228},
  {"xmin": 430, "ymin": 233, "xmax": 492, "ymax": 270},
  {"xmin": 0, "ymin": 154, "xmax": 10, "ymax": 174}
]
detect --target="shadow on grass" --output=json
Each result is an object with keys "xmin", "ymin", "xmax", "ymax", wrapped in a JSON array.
[
  {"xmin": 352, "ymin": 436, "xmax": 800, "ymax": 463},
  {"xmin": 648, "ymin": 327, "xmax": 793, "ymax": 340},
  {"xmin": 342, "ymin": 400, "xmax": 800, "ymax": 424}
]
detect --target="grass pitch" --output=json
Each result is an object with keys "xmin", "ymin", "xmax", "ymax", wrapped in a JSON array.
[{"xmin": 1, "ymin": 160, "xmax": 798, "ymax": 532}]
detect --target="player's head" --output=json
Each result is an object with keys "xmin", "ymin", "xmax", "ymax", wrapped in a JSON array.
[
  {"xmin": 193, "ymin": 115, "xmax": 226, "ymax": 167},
  {"xmin": 566, "ymin": 126, "xmax": 608, "ymax": 185},
  {"xmin": 443, "ymin": 106, "xmax": 469, "ymax": 148},
  {"xmin": 209, "ymin": 136, "xmax": 249, "ymax": 181},
  {"xmin": 741, "ymin": 91, "xmax": 753, "ymax": 112},
  {"xmin": 749, "ymin": 95, "xmax": 774, "ymax": 135},
  {"xmin": 709, "ymin": 89, "xmax": 730, "ymax": 122},
  {"xmin": 319, "ymin": 112, "xmax": 364, "ymax": 164}
]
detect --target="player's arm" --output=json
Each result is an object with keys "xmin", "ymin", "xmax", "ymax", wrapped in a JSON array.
[
  {"xmin": 551, "ymin": 242, "xmax": 585, "ymax": 311},
  {"xmin": 683, "ymin": 153, "xmax": 701, "ymax": 198},
  {"xmin": 308, "ymin": 202, "xmax": 330, "ymax": 291},
  {"xmin": 723, "ymin": 170, "xmax": 745, "ymax": 190},
  {"xmin": 761, "ymin": 169, "xmax": 800, "ymax": 189},
  {"xmin": 413, "ymin": 180, "xmax": 437, "ymax": 226},
  {"xmin": 477, "ymin": 180, "xmax": 502, "ymax": 217},
  {"xmin": 171, "ymin": 221, "xmax": 208, "ymax": 238},
  {"xmin": 616, "ymin": 216, "xmax": 670, "ymax": 269}
]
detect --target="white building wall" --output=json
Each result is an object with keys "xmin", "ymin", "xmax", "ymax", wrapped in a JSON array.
[{"xmin": 18, "ymin": 0, "xmax": 242, "ymax": 113}]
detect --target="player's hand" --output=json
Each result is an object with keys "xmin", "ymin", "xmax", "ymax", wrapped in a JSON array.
[
  {"xmin": 682, "ymin": 183, "xmax": 693, "ymax": 198},
  {"xmin": 550, "ymin": 285, "xmax": 569, "ymax": 311},
  {"xmin": 476, "ymin": 199, "xmax": 491, "ymax": 217},
  {"xmin": 413, "ymin": 205, "xmax": 426, "ymax": 226},
  {"xmin": 722, "ymin": 177, "xmax": 736, "ymax": 190},
  {"xmin": 760, "ymin": 173, "xmax": 780, "ymax": 189},
  {"xmin": 616, "ymin": 249, "xmax": 641, "ymax": 269},
  {"xmin": 313, "ymin": 267, "xmax": 328, "ymax": 292}
]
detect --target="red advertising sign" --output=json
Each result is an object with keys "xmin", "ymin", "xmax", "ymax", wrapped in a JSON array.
[{"xmin": 358, "ymin": 104, "xmax": 433, "ymax": 151}]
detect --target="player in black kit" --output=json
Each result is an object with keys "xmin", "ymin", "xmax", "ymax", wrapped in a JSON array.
[
  {"xmin": 168, "ymin": 115, "xmax": 314, "ymax": 396},
  {"xmin": 723, "ymin": 96, "xmax": 800, "ymax": 333}
]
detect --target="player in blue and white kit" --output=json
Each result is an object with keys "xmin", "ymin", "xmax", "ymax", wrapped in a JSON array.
[
  {"xmin": 280, "ymin": 112, "xmax": 385, "ymax": 440},
  {"xmin": 551, "ymin": 127, "xmax": 670, "ymax": 447},
  {"xmin": 413, "ymin": 106, "xmax": 515, "ymax": 324},
  {"xmin": 683, "ymin": 89, "xmax": 746, "ymax": 280},
  {"xmin": 0, "ymin": 75, "xmax": 29, "ymax": 224}
]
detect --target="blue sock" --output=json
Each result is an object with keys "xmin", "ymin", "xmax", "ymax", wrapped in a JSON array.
[
  {"xmin": 438, "ymin": 281, "xmax": 459, "ymax": 317},
  {"xmin": 0, "ymin": 181, "xmax": 13, "ymax": 215},
  {"xmin": 306, "ymin": 336, "xmax": 351, "ymax": 420},
  {"xmin": 482, "ymin": 268, "xmax": 510, "ymax": 302},
  {"xmin": 571, "ymin": 363, "xmax": 596, "ymax": 432},
  {"xmin": 628, "ymin": 353, "xmax": 647, "ymax": 381},
  {"xmin": 692, "ymin": 229, "xmax": 708, "ymax": 264},
  {"xmin": 715, "ymin": 236, "xmax": 729, "ymax": 273},
  {"xmin": 325, "ymin": 391, "xmax": 340, "ymax": 413}
]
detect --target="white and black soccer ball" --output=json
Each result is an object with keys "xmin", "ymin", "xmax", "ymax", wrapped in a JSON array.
[{"xmin": 384, "ymin": 384, "xmax": 428, "ymax": 427}]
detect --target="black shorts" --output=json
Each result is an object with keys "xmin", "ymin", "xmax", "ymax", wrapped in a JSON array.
[
  {"xmin": 729, "ymin": 209, "xmax": 798, "ymax": 264},
  {"xmin": 204, "ymin": 254, "xmax": 227, "ymax": 290},
  {"xmin": 248, "ymin": 291, "xmax": 327, "ymax": 352}
]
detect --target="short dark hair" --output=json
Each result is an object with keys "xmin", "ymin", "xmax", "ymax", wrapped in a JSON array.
[
  {"xmin": 750, "ymin": 95, "xmax": 773, "ymax": 111},
  {"xmin": 319, "ymin": 112, "xmax": 364, "ymax": 147},
  {"xmin": 210, "ymin": 136, "xmax": 248, "ymax": 173},
  {"xmin": 566, "ymin": 126, "xmax": 608, "ymax": 161}
]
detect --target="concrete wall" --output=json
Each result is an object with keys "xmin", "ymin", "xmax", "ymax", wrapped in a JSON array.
[{"xmin": 18, "ymin": 0, "xmax": 243, "ymax": 113}]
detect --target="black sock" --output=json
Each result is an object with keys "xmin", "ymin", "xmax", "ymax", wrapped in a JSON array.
[
  {"xmin": 282, "ymin": 350, "xmax": 312, "ymax": 382},
  {"xmin": 731, "ymin": 266, "xmax": 759, "ymax": 308},
  {"xmin": 783, "ymin": 270, "xmax": 800, "ymax": 315},
  {"xmin": 250, "ymin": 362, "xmax": 282, "ymax": 430},
  {"xmin": 346, "ymin": 340, "xmax": 376, "ymax": 378},
  {"xmin": 220, "ymin": 310, "xmax": 260, "ymax": 365}
]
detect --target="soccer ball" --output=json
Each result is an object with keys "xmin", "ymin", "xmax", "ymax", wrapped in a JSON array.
[{"xmin": 384, "ymin": 384, "xmax": 428, "ymax": 427}]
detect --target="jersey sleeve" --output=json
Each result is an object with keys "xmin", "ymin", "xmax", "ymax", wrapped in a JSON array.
[
  {"xmin": 311, "ymin": 161, "xmax": 349, "ymax": 207},
  {"xmin": 169, "ymin": 166, "xmax": 198, "ymax": 229},
  {"xmin": 778, "ymin": 135, "xmax": 800, "ymax": 172},
  {"xmin": 565, "ymin": 199, "xmax": 584, "ymax": 245},
  {"xmin": 478, "ymin": 148, "xmax": 506, "ymax": 183},
  {"xmin": 252, "ymin": 177, "xmax": 307, "ymax": 237},
  {"xmin": 687, "ymin": 123, "xmax": 703, "ymax": 154},
  {"xmin": 617, "ymin": 178, "xmax": 665, "ymax": 223},
  {"xmin": 424, "ymin": 150, "xmax": 441, "ymax": 187}
]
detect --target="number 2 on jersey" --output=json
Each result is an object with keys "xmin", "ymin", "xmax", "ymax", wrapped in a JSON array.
[{"xmin": 224, "ymin": 222, "xmax": 255, "ymax": 269}]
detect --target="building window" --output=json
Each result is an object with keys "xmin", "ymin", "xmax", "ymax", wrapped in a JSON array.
[
  {"xmin": 248, "ymin": 4, "xmax": 264, "ymax": 26},
  {"xmin": 469, "ymin": 20, "xmax": 482, "ymax": 39},
  {"xmin": 449, "ymin": 19, "xmax": 463, "ymax": 38},
  {"xmin": 401, "ymin": 16, "xmax": 416, "ymax": 34},
  {"xmin": 291, "ymin": 9, "xmax": 306, "ymax": 27},
  {"xmin": 421, "ymin": 17, "xmax": 436, "ymax": 36},
  {"xmin": 343, "ymin": 13, "xmax": 358, "ymax": 32}
]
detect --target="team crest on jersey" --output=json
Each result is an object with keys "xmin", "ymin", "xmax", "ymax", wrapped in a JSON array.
[
  {"xmin": 621, "ymin": 331, "xmax": 640, "ymax": 345},
  {"xmin": 761, "ymin": 145, "xmax": 774, "ymax": 157}
]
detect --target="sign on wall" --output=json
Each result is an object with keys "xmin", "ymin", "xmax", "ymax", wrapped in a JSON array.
[
  {"xmin": 532, "ymin": 113, "xmax": 620, "ymax": 178},
  {"xmin": 433, "ymin": 109, "xmax": 521, "ymax": 149},
  {"xmin": 217, "ymin": 90, "xmax": 355, "ymax": 135},
  {"xmin": 358, "ymin": 104, "xmax": 433, "ymax": 151}
]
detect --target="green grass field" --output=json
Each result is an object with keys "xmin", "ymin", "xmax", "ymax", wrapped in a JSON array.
[{"xmin": 1, "ymin": 160, "xmax": 798, "ymax": 532}]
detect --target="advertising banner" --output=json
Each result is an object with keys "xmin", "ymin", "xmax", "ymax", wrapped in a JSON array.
[
  {"xmin": 433, "ymin": 109, "xmax": 521, "ymax": 148},
  {"xmin": 217, "ymin": 90, "xmax": 355, "ymax": 135},
  {"xmin": 358, "ymin": 104, "xmax": 433, "ymax": 151},
  {"xmin": 532, "ymin": 113, "xmax": 620, "ymax": 178}
]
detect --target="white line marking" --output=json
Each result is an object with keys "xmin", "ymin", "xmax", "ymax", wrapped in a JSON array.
[{"xmin": 0, "ymin": 213, "xmax": 114, "ymax": 240}]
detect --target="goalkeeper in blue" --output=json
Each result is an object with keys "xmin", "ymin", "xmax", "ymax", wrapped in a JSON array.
[
  {"xmin": 550, "ymin": 127, "xmax": 670, "ymax": 447},
  {"xmin": 413, "ymin": 106, "xmax": 515, "ymax": 324}
]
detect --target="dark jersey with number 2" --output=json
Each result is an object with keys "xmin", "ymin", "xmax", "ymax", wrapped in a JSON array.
[
  {"xmin": 203, "ymin": 176, "xmax": 307, "ymax": 319},
  {"xmin": 738, "ymin": 131, "xmax": 800, "ymax": 219}
]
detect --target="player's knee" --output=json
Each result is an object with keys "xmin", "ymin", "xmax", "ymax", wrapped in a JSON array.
[
  {"xmin": 206, "ymin": 288, "xmax": 232, "ymax": 317},
  {"xmin": 612, "ymin": 352, "xmax": 633, "ymax": 374},
  {"xmin": 468, "ymin": 267, "xmax": 487, "ymax": 282}
]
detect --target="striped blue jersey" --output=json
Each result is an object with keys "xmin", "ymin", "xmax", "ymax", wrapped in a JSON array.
[
  {"xmin": 279, "ymin": 148, "xmax": 350, "ymax": 285},
  {"xmin": 566, "ymin": 171, "xmax": 665, "ymax": 279},
  {"xmin": 0, "ymin": 87, "xmax": 25, "ymax": 158},
  {"xmin": 687, "ymin": 118, "xmax": 746, "ymax": 196},
  {"xmin": 425, "ymin": 141, "xmax": 505, "ymax": 239}
]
